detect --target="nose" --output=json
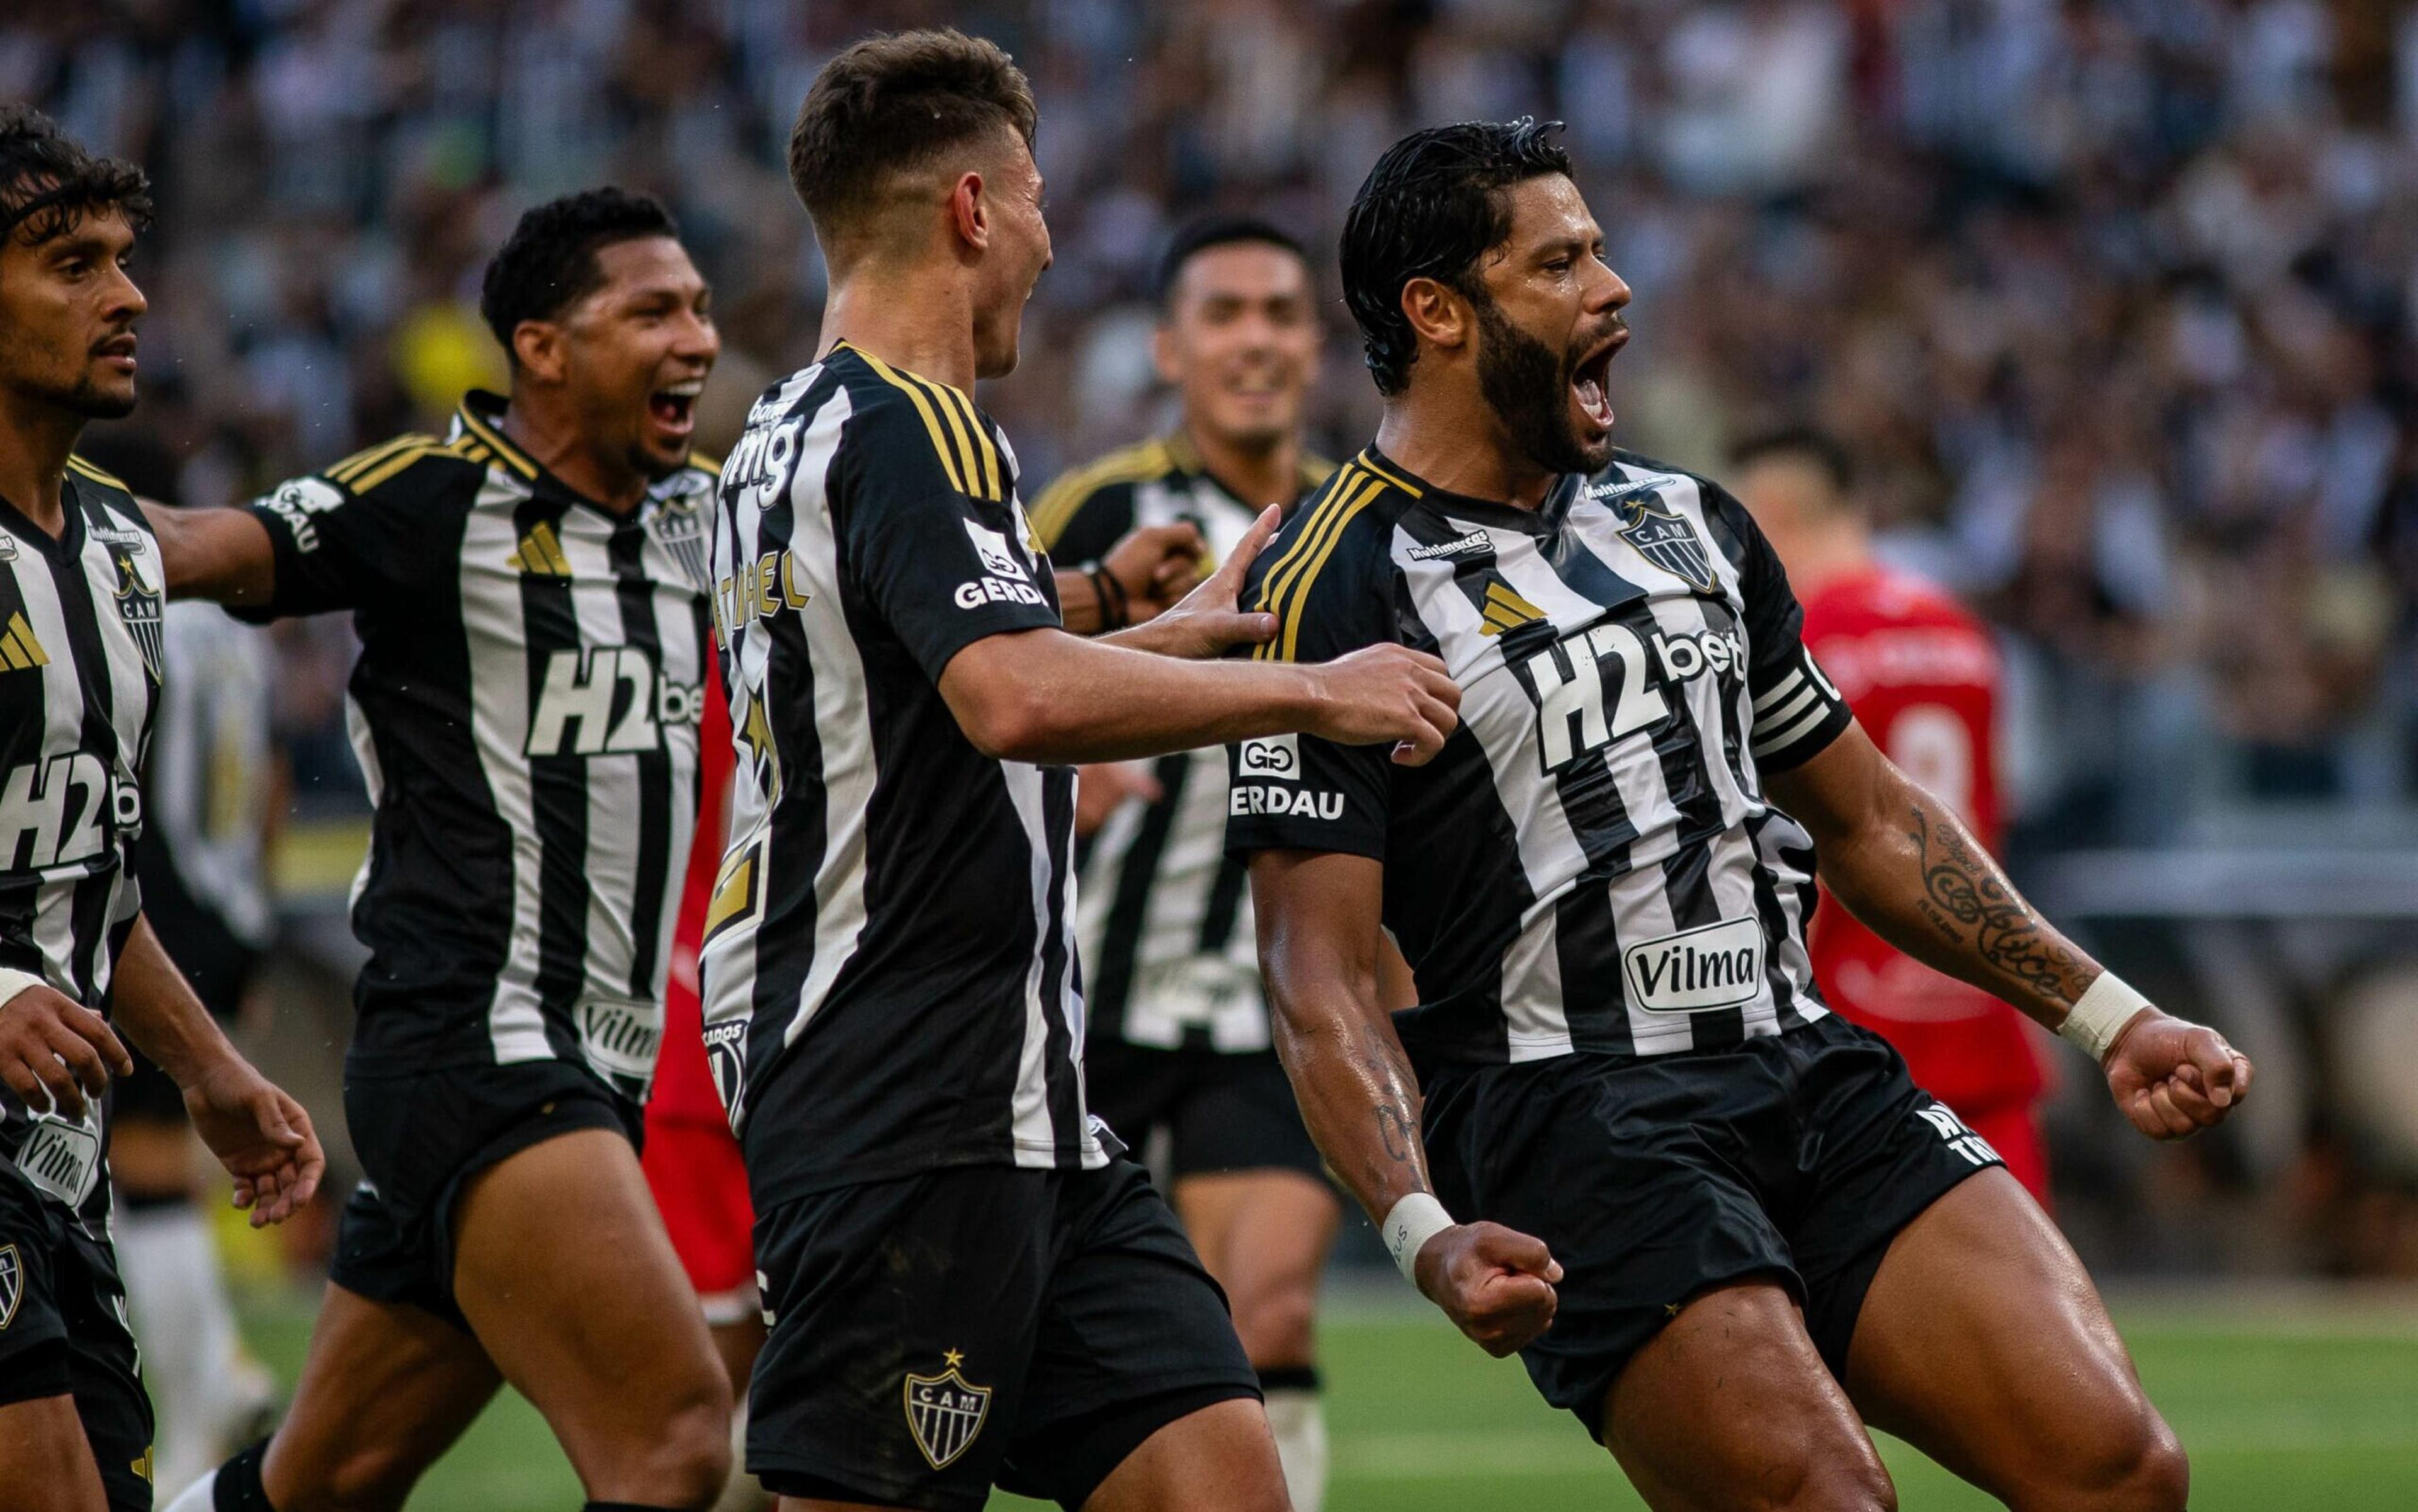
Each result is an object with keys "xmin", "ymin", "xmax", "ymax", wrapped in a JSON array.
[
  {"xmin": 1593, "ymin": 262, "xmax": 1631, "ymax": 315},
  {"xmin": 108, "ymin": 263, "xmax": 148, "ymax": 323},
  {"xmin": 675, "ymin": 307, "xmax": 719, "ymax": 364}
]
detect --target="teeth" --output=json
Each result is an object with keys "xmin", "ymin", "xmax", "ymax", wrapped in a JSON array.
[{"xmin": 661, "ymin": 379, "xmax": 705, "ymax": 397}]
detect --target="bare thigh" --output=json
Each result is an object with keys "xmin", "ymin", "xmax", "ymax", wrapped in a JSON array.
[
  {"xmin": 1172, "ymin": 1171, "xmax": 1338, "ymax": 1371},
  {"xmin": 1602, "ymin": 1280, "xmax": 1895, "ymax": 1512},
  {"xmin": 0, "ymin": 1394, "xmax": 108, "ymax": 1512},
  {"xmin": 1843, "ymin": 1168, "xmax": 2188, "ymax": 1512},
  {"xmin": 261, "ymin": 1283, "xmax": 502, "ymax": 1512},
  {"xmin": 1079, "ymin": 1397, "xmax": 1290, "ymax": 1512},
  {"xmin": 451, "ymin": 1125, "xmax": 732, "ymax": 1506}
]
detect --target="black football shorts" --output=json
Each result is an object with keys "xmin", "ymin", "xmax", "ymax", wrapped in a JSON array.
[
  {"xmin": 747, "ymin": 1156, "xmax": 1260, "ymax": 1512},
  {"xmin": 332, "ymin": 1059, "xmax": 641, "ymax": 1330},
  {"xmin": 1422, "ymin": 1012, "xmax": 2004, "ymax": 1441},
  {"xmin": 0, "ymin": 1162, "xmax": 153, "ymax": 1511},
  {"xmin": 1083, "ymin": 1038, "xmax": 1325, "ymax": 1182}
]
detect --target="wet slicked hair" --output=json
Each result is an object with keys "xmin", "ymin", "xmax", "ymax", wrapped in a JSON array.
[
  {"xmin": 787, "ymin": 28, "xmax": 1037, "ymax": 244},
  {"xmin": 0, "ymin": 105, "xmax": 151, "ymax": 251},
  {"xmin": 1339, "ymin": 118, "xmax": 1572, "ymax": 396}
]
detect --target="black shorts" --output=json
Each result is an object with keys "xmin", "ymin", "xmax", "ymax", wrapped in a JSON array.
[
  {"xmin": 332, "ymin": 1059, "xmax": 640, "ymax": 1331},
  {"xmin": 1423, "ymin": 1013, "xmax": 2002, "ymax": 1441},
  {"xmin": 748, "ymin": 1157, "xmax": 1260, "ymax": 1512},
  {"xmin": 1083, "ymin": 1038, "xmax": 1324, "ymax": 1182},
  {"xmin": 0, "ymin": 1164, "xmax": 153, "ymax": 1511}
]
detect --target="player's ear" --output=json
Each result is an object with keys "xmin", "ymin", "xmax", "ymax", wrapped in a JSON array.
[
  {"xmin": 511, "ymin": 319, "xmax": 568, "ymax": 385},
  {"xmin": 1152, "ymin": 319, "xmax": 1181, "ymax": 385},
  {"xmin": 948, "ymin": 170, "xmax": 989, "ymax": 254},
  {"xmin": 1399, "ymin": 276, "xmax": 1468, "ymax": 358}
]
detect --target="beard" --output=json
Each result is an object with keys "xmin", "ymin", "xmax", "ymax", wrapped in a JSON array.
[{"xmin": 1471, "ymin": 293, "xmax": 1611, "ymax": 479}]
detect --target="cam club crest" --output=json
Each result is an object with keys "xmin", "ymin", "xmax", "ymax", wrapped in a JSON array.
[
  {"xmin": 1612, "ymin": 492, "xmax": 1718, "ymax": 595},
  {"xmin": 0, "ymin": 1243, "xmax": 21, "ymax": 1330},
  {"xmin": 650, "ymin": 479, "xmax": 715, "ymax": 594},
  {"xmin": 904, "ymin": 1350, "xmax": 991, "ymax": 1470},
  {"xmin": 111, "ymin": 549, "xmax": 164, "ymax": 682}
]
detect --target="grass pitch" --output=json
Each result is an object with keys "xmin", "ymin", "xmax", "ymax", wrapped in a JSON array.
[{"xmin": 227, "ymin": 1285, "xmax": 2418, "ymax": 1510}]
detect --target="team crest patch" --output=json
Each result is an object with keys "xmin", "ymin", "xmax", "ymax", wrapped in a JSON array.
[
  {"xmin": 0, "ymin": 1243, "xmax": 21, "ymax": 1330},
  {"xmin": 905, "ymin": 1351, "xmax": 991, "ymax": 1470},
  {"xmin": 650, "ymin": 486, "xmax": 714, "ymax": 593},
  {"xmin": 111, "ymin": 549, "xmax": 164, "ymax": 682},
  {"xmin": 1612, "ymin": 494, "xmax": 1718, "ymax": 594}
]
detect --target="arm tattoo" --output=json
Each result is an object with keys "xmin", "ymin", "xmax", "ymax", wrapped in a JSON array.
[
  {"xmin": 1376, "ymin": 1105, "xmax": 1416, "ymax": 1164},
  {"xmin": 1905, "ymin": 803, "xmax": 2090, "ymax": 1006}
]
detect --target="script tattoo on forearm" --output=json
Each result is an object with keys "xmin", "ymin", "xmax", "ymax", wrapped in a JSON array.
[
  {"xmin": 1353, "ymin": 1016, "xmax": 1423, "ymax": 1174},
  {"xmin": 1905, "ymin": 802, "xmax": 2089, "ymax": 1006}
]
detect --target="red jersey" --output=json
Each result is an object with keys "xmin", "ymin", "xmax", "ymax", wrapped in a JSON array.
[
  {"xmin": 1800, "ymin": 564, "xmax": 2046, "ymax": 1113},
  {"xmin": 648, "ymin": 671, "xmax": 737, "ymax": 1128}
]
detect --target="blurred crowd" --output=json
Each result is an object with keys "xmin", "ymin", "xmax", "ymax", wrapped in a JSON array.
[{"xmin": 19, "ymin": 0, "xmax": 2418, "ymax": 844}]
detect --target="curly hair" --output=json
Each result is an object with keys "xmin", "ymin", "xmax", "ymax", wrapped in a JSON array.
[
  {"xmin": 479, "ymin": 187, "xmax": 679, "ymax": 358},
  {"xmin": 1339, "ymin": 118, "xmax": 1572, "ymax": 397},
  {"xmin": 0, "ymin": 105, "xmax": 152, "ymax": 249}
]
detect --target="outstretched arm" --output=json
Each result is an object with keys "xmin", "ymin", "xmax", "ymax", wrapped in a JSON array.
[
  {"xmin": 1767, "ymin": 722, "xmax": 2252, "ymax": 1139},
  {"xmin": 1250, "ymin": 848, "xmax": 1560, "ymax": 1356},
  {"xmin": 111, "ymin": 917, "xmax": 325, "ymax": 1224},
  {"xmin": 138, "ymin": 500, "xmax": 278, "ymax": 605}
]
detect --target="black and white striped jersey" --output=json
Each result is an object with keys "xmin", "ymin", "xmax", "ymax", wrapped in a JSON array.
[
  {"xmin": 241, "ymin": 393, "xmax": 714, "ymax": 1100},
  {"xmin": 1225, "ymin": 446, "xmax": 1854, "ymax": 1072},
  {"xmin": 698, "ymin": 343, "xmax": 1103, "ymax": 1207},
  {"xmin": 0, "ymin": 458, "xmax": 161, "ymax": 1232},
  {"xmin": 1031, "ymin": 436, "xmax": 1332, "ymax": 1054}
]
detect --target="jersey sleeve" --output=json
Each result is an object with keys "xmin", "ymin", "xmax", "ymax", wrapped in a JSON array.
[
  {"xmin": 832, "ymin": 397, "xmax": 1062, "ymax": 685},
  {"xmin": 241, "ymin": 450, "xmax": 460, "ymax": 618},
  {"xmin": 1034, "ymin": 477, "xmax": 1136, "ymax": 569},
  {"xmin": 1222, "ymin": 514, "xmax": 1394, "ymax": 863},
  {"xmin": 1712, "ymin": 482, "xmax": 1854, "ymax": 773}
]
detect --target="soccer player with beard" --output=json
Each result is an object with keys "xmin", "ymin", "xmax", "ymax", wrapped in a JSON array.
[
  {"xmin": 706, "ymin": 30, "xmax": 1458, "ymax": 1512},
  {"xmin": 153, "ymin": 191, "xmax": 741, "ymax": 1512},
  {"xmin": 1228, "ymin": 119, "xmax": 2247, "ymax": 1511},
  {"xmin": 1027, "ymin": 215, "xmax": 1342, "ymax": 1511},
  {"xmin": 0, "ymin": 107, "xmax": 324, "ymax": 1512}
]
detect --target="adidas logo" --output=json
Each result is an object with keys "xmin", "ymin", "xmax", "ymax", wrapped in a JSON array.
[
  {"xmin": 509, "ymin": 521, "xmax": 572, "ymax": 576},
  {"xmin": 1479, "ymin": 582, "xmax": 1544, "ymax": 637},
  {"xmin": 0, "ymin": 611, "xmax": 48, "ymax": 671}
]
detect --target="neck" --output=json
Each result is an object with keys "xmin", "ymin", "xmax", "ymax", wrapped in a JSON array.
[
  {"xmin": 820, "ymin": 258, "xmax": 980, "ymax": 393},
  {"xmin": 1183, "ymin": 421, "xmax": 1301, "ymax": 509},
  {"xmin": 499, "ymin": 389, "xmax": 647, "ymax": 515},
  {"xmin": 0, "ymin": 389, "xmax": 87, "ymax": 536},
  {"xmin": 1373, "ymin": 385, "xmax": 1558, "ymax": 511},
  {"xmin": 1780, "ymin": 524, "xmax": 1875, "ymax": 598}
]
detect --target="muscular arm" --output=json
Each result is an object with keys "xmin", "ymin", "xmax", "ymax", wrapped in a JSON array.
[
  {"xmin": 1767, "ymin": 722, "xmax": 2252, "ymax": 1137},
  {"xmin": 1765, "ymin": 722, "xmax": 2092, "ymax": 1028},
  {"xmin": 112, "ymin": 917, "xmax": 324, "ymax": 1224},
  {"xmin": 138, "ymin": 501, "xmax": 278, "ymax": 606},
  {"xmin": 1249, "ymin": 848, "xmax": 1558, "ymax": 1355}
]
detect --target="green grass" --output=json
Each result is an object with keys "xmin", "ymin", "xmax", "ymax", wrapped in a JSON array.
[{"xmin": 227, "ymin": 1288, "xmax": 2418, "ymax": 1510}]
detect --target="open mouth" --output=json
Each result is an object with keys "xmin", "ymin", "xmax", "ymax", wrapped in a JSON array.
[
  {"xmin": 94, "ymin": 333, "xmax": 137, "ymax": 371},
  {"xmin": 1570, "ymin": 330, "xmax": 1624, "ymax": 433},
  {"xmin": 648, "ymin": 378, "xmax": 703, "ymax": 437}
]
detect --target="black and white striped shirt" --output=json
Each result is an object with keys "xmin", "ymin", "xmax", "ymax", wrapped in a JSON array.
[
  {"xmin": 0, "ymin": 458, "xmax": 161, "ymax": 1231},
  {"xmin": 699, "ymin": 344, "xmax": 1102, "ymax": 1206},
  {"xmin": 1225, "ymin": 447, "xmax": 1854, "ymax": 1071},
  {"xmin": 1031, "ymin": 436, "xmax": 1332, "ymax": 1054},
  {"xmin": 242, "ymin": 394, "xmax": 715, "ymax": 1100}
]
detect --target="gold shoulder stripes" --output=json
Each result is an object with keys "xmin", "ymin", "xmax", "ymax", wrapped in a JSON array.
[
  {"xmin": 1250, "ymin": 453, "xmax": 1421, "ymax": 664},
  {"xmin": 322, "ymin": 433, "xmax": 474, "ymax": 495},
  {"xmin": 848, "ymin": 345, "xmax": 1005, "ymax": 503},
  {"xmin": 64, "ymin": 455, "xmax": 130, "ymax": 494},
  {"xmin": 1025, "ymin": 440, "xmax": 1175, "ymax": 549}
]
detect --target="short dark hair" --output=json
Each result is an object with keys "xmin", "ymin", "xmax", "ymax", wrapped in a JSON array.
[
  {"xmin": 1155, "ymin": 214, "xmax": 1308, "ymax": 307},
  {"xmin": 788, "ymin": 29, "xmax": 1038, "ymax": 241},
  {"xmin": 0, "ymin": 105, "xmax": 151, "ymax": 250},
  {"xmin": 1730, "ymin": 424, "xmax": 1857, "ymax": 497},
  {"xmin": 1340, "ymin": 118, "xmax": 1572, "ymax": 397},
  {"xmin": 479, "ymin": 187, "xmax": 679, "ymax": 358}
]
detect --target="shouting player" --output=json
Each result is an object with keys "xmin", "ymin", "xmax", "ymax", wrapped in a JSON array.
[
  {"xmin": 1730, "ymin": 426, "xmax": 2052, "ymax": 1203},
  {"xmin": 0, "ymin": 107, "xmax": 324, "ymax": 1512},
  {"xmin": 1230, "ymin": 120, "xmax": 2248, "ymax": 1512},
  {"xmin": 1028, "ymin": 214, "xmax": 1342, "ymax": 1510},
  {"xmin": 707, "ymin": 30, "xmax": 1456, "ymax": 1512},
  {"xmin": 156, "ymin": 190, "xmax": 738, "ymax": 1512}
]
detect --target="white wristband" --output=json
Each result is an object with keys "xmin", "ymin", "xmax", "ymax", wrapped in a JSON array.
[
  {"xmin": 0, "ymin": 968, "xmax": 43, "ymax": 1009},
  {"xmin": 2060, "ymin": 971, "xmax": 2152, "ymax": 1063},
  {"xmin": 1381, "ymin": 1191, "xmax": 1456, "ymax": 1285}
]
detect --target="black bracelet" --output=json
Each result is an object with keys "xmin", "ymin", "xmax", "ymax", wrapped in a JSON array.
[{"xmin": 1087, "ymin": 564, "xmax": 1130, "ymax": 631}]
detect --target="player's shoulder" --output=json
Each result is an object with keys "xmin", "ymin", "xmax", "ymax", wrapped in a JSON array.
[
  {"xmin": 1026, "ymin": 438, "xmax": 1177, "ymax": 547},
  {"xmin": 64, "ymin": 454, "xmax": 149, "ymax": 525},
  {"xmin": 822, "ymin": 342, "xmax": 1007, "ymax": 504},
  {"xmin": 312, "ymin": 431, "xmax": 487, "ymax": 506},
  {"xmin": 1246, "ymin": 448, "xmax": 1419, "ymax": 618}
]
